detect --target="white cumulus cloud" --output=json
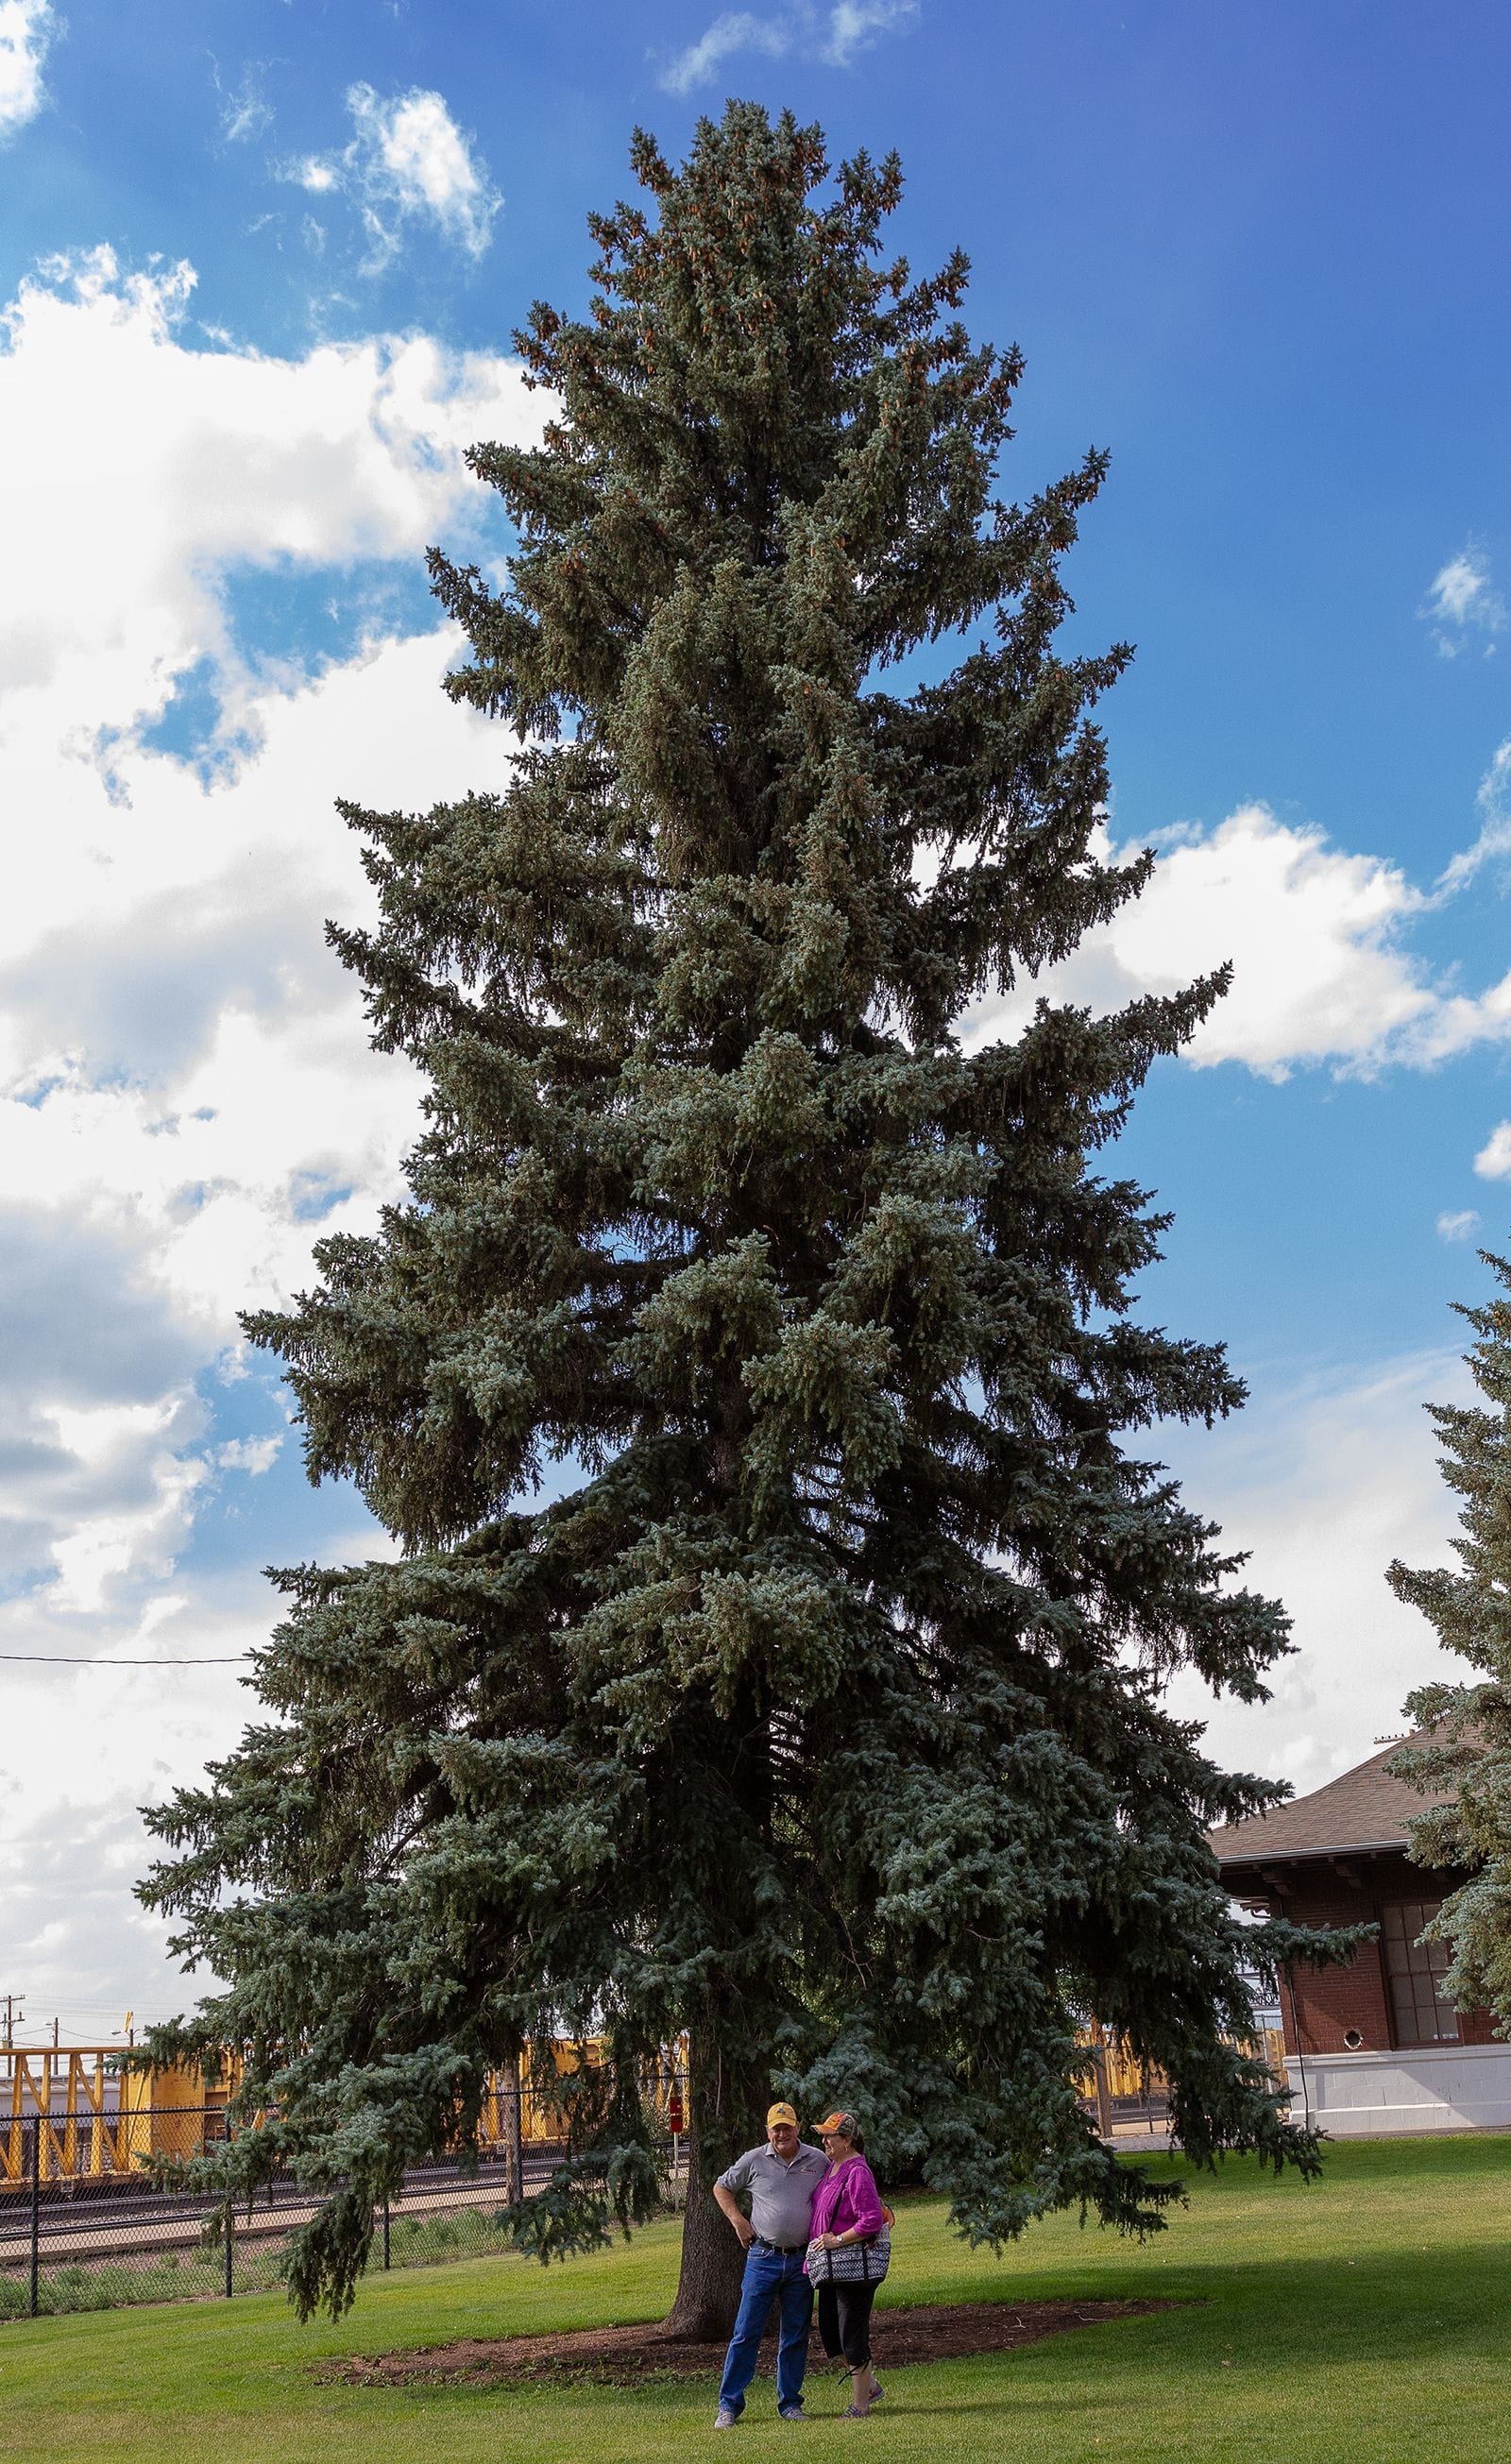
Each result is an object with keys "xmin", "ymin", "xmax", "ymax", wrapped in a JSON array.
[
  {"xmin": 1474, "ymin": 1123, "xmax": 1511, "ymax": 1181},
  {"xmin": 0, "ymin": 0, "xmax": 53, "ymax": 138},
  {"xmin": 1421, "ymin": 545, "xmax": 1504, "ymax": 658},
  {"xmin": 1108, "ymin": 808, "xmax": 1434, "ymax": 1075},
  {"xmin": 287, "ymin": 83, "xmax": 501, "ymax": 270},
  {"xmin": 0, "ymin": 246, "xmax": 533, "ymax": 790},
  {"xmin": 969, "ymin": 796, "xmax": 1511, "ymax": 1081},
  {"xmin": 971, "ymin": 806, "xmax": 1430, "ymax": 1078},
  {"xmin": 1162, "ymin": 1349, "xmax": 1471, "ymax": 1799},
  {"xmin": 0, "ymin": 246, "xmax": 544, "ymax": 2016}
]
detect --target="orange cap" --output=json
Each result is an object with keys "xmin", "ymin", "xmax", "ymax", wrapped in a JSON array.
[{"xmin": 815, "ymin": 2110, "xmax": 857, "ymax": 2136}]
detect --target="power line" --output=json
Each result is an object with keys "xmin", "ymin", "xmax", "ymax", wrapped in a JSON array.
[{"xmin": 0, "ymin": 1654, "xmax": 249, "ymax": 1667}]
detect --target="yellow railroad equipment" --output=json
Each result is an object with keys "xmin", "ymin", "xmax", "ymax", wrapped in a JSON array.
[
  {"xmin": 1, "ymin": 2038, "xmax": 688, "ymax": 2192},
  {"xmin": 1, "ymin": 2047, "xmax": 236, "ymax": 2190},
  {"xmin": 1077, "ymin": 2025, "xmax": 1287, "ymax": 2112},
  {"xmin": 4, "ymin": 2027, "xmax": 1285, "ymax": 2192}
]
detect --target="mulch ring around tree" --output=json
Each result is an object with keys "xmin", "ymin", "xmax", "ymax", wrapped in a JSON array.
[{"xmin": 326, "ymin": 2297, "xmax": 1172, "ymax": 2390}]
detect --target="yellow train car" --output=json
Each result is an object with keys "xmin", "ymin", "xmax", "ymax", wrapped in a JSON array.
[
  {"xmin": 0, "ymin": 2037, "xmax": 688, "ymax": 2189},
  {"xmin": 0, "ymin": 2047, "xmax": 235, "ymax": 2189}
]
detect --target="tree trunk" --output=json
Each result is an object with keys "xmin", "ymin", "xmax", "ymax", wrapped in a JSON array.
[
  {"xmin": 1092, "ymin": 2037, "xmax": 1112, "ymax": 2142},
  {"xmin": 661, "ymin": 2027, "xmax": 766, "ymax": 2340},
  {"xmin": 663, "ymin": 2163, "xmax": 749, "ymax": 2341}
]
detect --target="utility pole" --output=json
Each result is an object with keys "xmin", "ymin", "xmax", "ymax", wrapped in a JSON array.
[
  {"xmin": 2, "ymin": 1991, "xmax": 25, "ymax": 2049},
  {"xmin": 1091, "ymin": 2030, "xmax": 1113, "ymax": 2143},
  {"xmin": 501, "ymin": 2052, "xmax": 524, "ymax": 2206}
]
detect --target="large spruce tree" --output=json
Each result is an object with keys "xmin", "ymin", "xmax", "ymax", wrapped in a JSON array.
[
  {"xmin": 141, "ymin": 104, "xmax": 1327, "ymax": 2331},
  {"xmin": 1387, "ymin": 1254, "xmax": 1511, "ymax": 2024}
]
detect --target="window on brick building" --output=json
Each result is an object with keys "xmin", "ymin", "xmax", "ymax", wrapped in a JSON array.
[{"xmin": 1380, "ymin": 1900, "xmax": 1459, "ymax": 2045}]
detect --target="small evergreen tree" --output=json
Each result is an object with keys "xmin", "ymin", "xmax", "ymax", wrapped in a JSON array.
[
  {"xmin": 141, "ymin": 104, "xmax": 1328, "ymax": 2330},
  {"xmin": 1388, "ymin": 1252, "xmax": 1511, "ymax": 2023}
]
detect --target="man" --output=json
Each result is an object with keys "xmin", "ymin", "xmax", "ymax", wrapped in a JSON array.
[{"xmin": 712, "ymin": 2101, "xmax": 828, "ymax": 2427}]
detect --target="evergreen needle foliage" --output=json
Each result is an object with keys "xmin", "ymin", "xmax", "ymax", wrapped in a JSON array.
[
  {"xmin": 140, "ymin": 103, "xmax": 1331, "ymax": 2324},
  {"xmin": 1388, "ymin": 1250, "xmax": 1511, "ymax": 2023}
]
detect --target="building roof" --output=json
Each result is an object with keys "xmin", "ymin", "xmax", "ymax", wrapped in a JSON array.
[{"xmin": 1209, "ymin": 1737, "xmax": 1441, "ymax": 1869}]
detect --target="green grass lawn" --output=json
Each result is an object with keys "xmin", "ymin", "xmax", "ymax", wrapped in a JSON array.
[{"xmin": 3, "ymin": 2133, "xmax": 1507, "ymax": 2462}]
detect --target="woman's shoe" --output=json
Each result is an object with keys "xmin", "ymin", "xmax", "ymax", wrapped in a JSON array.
[{"xmin": 840, "ymin": 2405, "xmax": 872, "ymax": 2419}]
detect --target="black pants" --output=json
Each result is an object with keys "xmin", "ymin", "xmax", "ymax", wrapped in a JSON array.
[{"xmin": 817, "ymin": 2276, "xmax": 877, "ymax": 2371}]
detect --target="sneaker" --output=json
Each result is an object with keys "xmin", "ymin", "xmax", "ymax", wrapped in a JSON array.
[
  {"xmin": 778, "ymin": 2405, "xmax": 806, "ymax": 2422},
  {"xmin": 714, "ymin": 2407, "xmax": 741, "ymax": 2429}
]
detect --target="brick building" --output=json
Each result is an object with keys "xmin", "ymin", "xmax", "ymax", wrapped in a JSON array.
[{"xmin": 1212, "ymin": 1739, "xmax": 1511, "ymax": 2135}]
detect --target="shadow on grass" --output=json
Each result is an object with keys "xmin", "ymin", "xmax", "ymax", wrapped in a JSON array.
[{"xmin": 336, "ymin": 2231, "xmax": 1511, "ymax": 2420}]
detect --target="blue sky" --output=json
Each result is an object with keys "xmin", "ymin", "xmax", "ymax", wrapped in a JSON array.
[{"xmin": 3, "ymin": 0, "xmax": 1510, "ymax": 2033}]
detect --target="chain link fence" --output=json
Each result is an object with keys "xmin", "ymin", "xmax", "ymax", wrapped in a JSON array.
[
  {"xmin": 3, "ymin": 2031, "xmax": 1286, "ymax": 2321},
  {"xmin": 1, "ymin": 2080, "xmax": 689, "ymax": 2322}
]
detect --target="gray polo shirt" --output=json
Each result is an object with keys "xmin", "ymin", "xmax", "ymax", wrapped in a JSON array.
[{"xmin": 718, "ymin": 2141, "xmax": 828, "ymax": 2247}]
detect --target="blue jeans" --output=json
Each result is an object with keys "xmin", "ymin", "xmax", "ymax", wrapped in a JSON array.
[{"xmin": 718, "ymin": 2241, "xmax": 813, "ymax": 2416}]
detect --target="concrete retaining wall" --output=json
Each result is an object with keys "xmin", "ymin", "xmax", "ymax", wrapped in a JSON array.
[{"xmin": 1284, "ymin": 2040, "xmax": 1511, "ymax": 2134}]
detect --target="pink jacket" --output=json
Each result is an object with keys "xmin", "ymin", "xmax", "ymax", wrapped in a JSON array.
[{"xmin": 807, "ymin": 2154, "xmax": 885, "ymax": 2245}]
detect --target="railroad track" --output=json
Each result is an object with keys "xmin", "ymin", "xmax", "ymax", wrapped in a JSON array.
[{"xmin": 0, "ymin": 2150, "xmax": 564, "ymax": 2269}]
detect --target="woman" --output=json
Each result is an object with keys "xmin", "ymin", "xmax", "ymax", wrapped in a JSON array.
[{"xmin": 807, "ymin": 2110, "xmax": 888, "ymax": 2419}]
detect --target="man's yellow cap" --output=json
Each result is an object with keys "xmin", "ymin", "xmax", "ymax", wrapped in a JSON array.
[{"xmin": 766, "ymin": 2101, "xmax": 799, "ymax": 2129}]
